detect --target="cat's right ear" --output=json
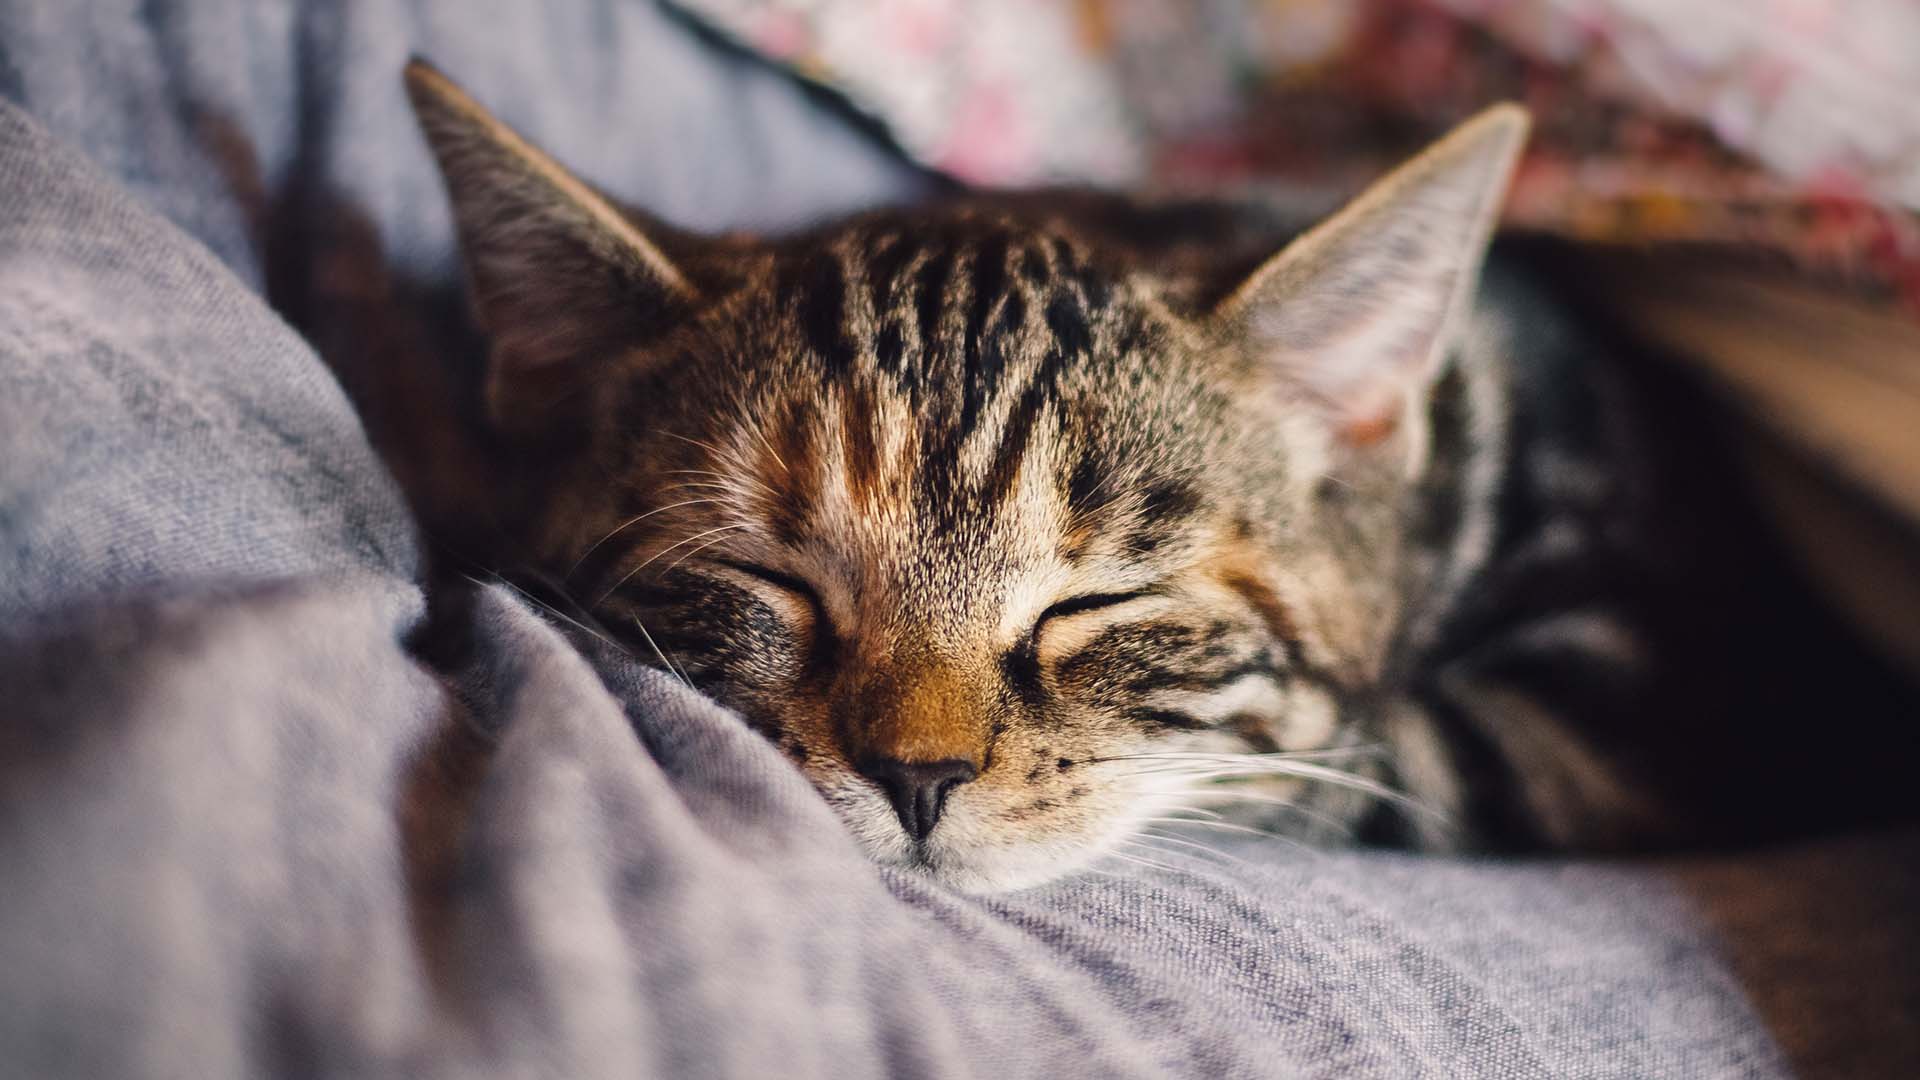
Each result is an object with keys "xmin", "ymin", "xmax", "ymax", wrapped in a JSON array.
[
  {"xmin": 405, "ymin": 59, "xmax": 696, "ymax": 436},
  {"xmin": 1211, "ymin": 105, "xmax": 1528, "ymax": 478}
]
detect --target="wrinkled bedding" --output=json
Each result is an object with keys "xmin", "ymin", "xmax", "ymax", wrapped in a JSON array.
[{"xmin": 2, "ymin": 2, "xmax": 1917, "ymax": 1078}]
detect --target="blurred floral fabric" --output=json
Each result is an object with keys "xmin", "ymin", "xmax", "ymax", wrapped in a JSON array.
[{"xmin": 672, "ymin": 0, "xmax": 1920, "ymax": 313}]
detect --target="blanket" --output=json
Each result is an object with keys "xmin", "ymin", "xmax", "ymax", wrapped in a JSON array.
[{"xmin": 2, "ymin": 2, "xmax": 1917, "ymax": 1077}]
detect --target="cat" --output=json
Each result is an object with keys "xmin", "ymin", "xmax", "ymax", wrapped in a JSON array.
[{"xmin": 402, "ymin": 60, "xmax": 1913, "ymax": 892}]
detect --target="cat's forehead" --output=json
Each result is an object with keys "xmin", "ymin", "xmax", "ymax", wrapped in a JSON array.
[
  {"xmin": 708, "ymin": 204, "xmax": 1189, "ymax": 423},
  {"xmin": 755, "ymin": 206, "xmax": 1132, "ymax": 336},
  {"xmin": 654, "ymin": 205, "xmax": 1236, "ymax": 614},
  {"xmin": 777, "ymin": 201, "xmax": 1127, "ymax": 276},
  {"xmin": 697, "ymin": 206, "xmax": 1220, "ymax": 492}
]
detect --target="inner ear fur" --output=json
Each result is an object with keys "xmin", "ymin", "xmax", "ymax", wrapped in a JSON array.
[{"xmin": 1213, "ymin": 105, "xmax": 1531, "ymax": 473}]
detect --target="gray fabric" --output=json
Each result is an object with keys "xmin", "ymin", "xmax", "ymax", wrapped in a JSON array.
[
  {"xmin": 0, "ymin": 0, "xmax": 923, "ymax": 288},
  {"xmin": 1, "ymin": 2, "xmax": 1916, "ymax": 1078}
]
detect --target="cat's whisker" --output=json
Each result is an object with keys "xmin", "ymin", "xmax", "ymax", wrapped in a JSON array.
[
  {"xmin": 664, "ymin": 531, "xmax": 742, "ymax": 575},
  {"xmin": 462, "ymin": 571, "xmax": 629, "ymax": 656},
  {"xmin": 1126, "ymin": 832, "xmax": 1247, "ymax": 869},
  {"xmin": 1147, "ymin": 814, "xmax": 1324, "ymax": 857},
  {"xmin": 659, "ymin": 430, "xmax": 736, "ymax": 462},
  {"xmin": 465, "ymin": 567, "xmax": 697, "ymax": 693},
  {"xmin": 596, "ymin": 523, "xmax": 751, "ymax": 603},
  {"xmin": 566, "ymin": 498, "xmax": 726, "ymax": 579},
  {"xmin": 1138, "ymin": 814, "xmax": 1271, "ymax": 839},
  {"xmin": 663, "ymin": 467, "xmax": 778, "ymax": 500},
  {"xmin": 456, "ymin": 571, "xmax": 706, "ymax": 701},
  {"xmin": 658, "ymin": 481, "xmax": 758, "ymax": 506},
  {"xmin": 1111, "ymin": 841, "xmax": 1246, "ymax": 890},
  {"xmin": 746, "ymin": 423, "xmax": 791, "ymax": 474},
  {"xmin": 1197, "ymin": 760, "xmax": 1429, "ymax": 813},
  {"xmin": 1090, "ymin": 747, "xmax": 1381, "ymax": 766},
  {"xmin": 628, "ymin": 615, "xmax": 694, "ymax": 690},
  {"xmin": 1113, "ymin": 756, "xmax": 1436, "ymax": 829},
  {"xmin": 1147, "ymin": 779, "xmax": 1340, "ymax": 839},
  {"xmin": 1106, "ymin": 761, "xmax": 1326, "ymax": 779},
  {"xmin": 662, "ymin": 467, "xmax": 754, "ymax": 484},
  {"xmin": 657, "ymin": 478, "xmax": 776, "ymax": 510},
  {"xmin": 1107, "ymin": 756, "xmax": 1416, "ymax": 808},
  {"xmin": 1101, "ymin": 848, "xmax": 1190, "ymax": 877},
  {"xmin": 1063, "ymin": 493, "xmax": 1126, "ymax": 537},
  {"xmin": 1177, "ymin": 789, "xmax": 1360, "ymax": 839}
]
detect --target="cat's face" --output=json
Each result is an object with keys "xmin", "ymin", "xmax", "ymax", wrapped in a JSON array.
[
  {"xmin": 555, "ymin": 218, "xmax": 1340, "ymax": 891},
  {"xmin": 407, "ymin": 61, "xmax": 1526, "ymax": 890}
]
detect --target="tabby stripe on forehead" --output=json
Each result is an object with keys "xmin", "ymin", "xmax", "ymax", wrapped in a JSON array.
[
  {"xmin": 1128, "ymin": 478, "xmax": 1200, "ymax": 553},
  {"xmin": 978, "ymin": 374, "xmax": 1045, "ymax": 509},
  {"xmin": 865, "ymin": 231, "xmax": 916, "ymax": 306},
  {"xmin": 976, "ymin": 300, "xmax": 1055, "ymax": 508},
  {"xmin": 792, "ymin": 248, "xmax": 853, "ymax": 375},
  {"xmin": 840, "ymin": 376, "xmax": 882, "ymax": 507},
  {"xmin": 1050, "ymin": 234, "xmax": 1114, "ymax": 309},
  {"xmin": 1066, "ymin": 440, "xmax": 1113, "ymax": 514},
  {"xmin": 917, "ymin": 424, "xmax": 966, "ymax": 531},
  {"xmin": 960, "ymin": 235, "xmax": 1010, "ymax": 436},
  {"xmin": 1142, "ymin": 480, "xmax": 1200, "ymax": 524},
  {"xmin": 913, "ymin": 242, "xmax": 956, "ymax": 353},
  {"xmin": 865, "ymin": 231, "xmax": 916, "ymax": 381},
  {"xmin": 1042, "ymin": 293, "xmax": 1092, "ymax": 366},
  {"xmin": 1016, "ymin": 284, "xmax": 1103, "ymax": 427},
  {"xmin": 1061, "ymin": 433, "xmax": 1123, "ymax": 560},
  {"xmin": 767, "ymin": 402, "xmax": 821, "ymax": 545},
  {"xmin": 874, "ymin": 321, "xmax": 905, "ymax": 376},
  {"xmin": 978, "ymin": 285, "xmax": 1102, "ymax": 507},
  {"xmin": 1017, "ymin": 243, "xmax": 1049, "ymax": 284},
  {"xmin": 1067, "ymin": 456, "xmax": 1102, "ymax": 510}
]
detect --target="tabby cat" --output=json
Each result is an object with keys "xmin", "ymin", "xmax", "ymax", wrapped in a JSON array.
[{"xmin": 404, "ymin": 61, "xmax": 1910, "ymax": 891}]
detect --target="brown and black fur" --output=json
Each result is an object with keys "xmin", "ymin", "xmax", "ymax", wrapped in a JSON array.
[{"xmin": 403, "ymin": 61, "xmax": 1914, "ymax": 890}]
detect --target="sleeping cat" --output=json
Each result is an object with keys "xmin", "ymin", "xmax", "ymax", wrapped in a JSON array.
[{"xmin": 403, "ymin": 60, "xmax": 1911, "ymax": 891}]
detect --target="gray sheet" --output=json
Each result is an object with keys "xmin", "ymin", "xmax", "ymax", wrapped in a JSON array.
[{"xmin": 2, "ymin": 2, "xmax": 1917, "ymax": 1077}]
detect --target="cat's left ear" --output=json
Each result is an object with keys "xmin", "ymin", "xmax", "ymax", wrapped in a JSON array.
[
  {"xmin": 1214, "ymin": 105, "xmax": 1529, "ymax": 473},
  {"xmin": 405, "ymin": 59, "xmax": 698, "ymax": 436}
]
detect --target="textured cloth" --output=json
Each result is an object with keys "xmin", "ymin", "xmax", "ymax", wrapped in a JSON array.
[{"xmin": 1, "ymin": 2, "xmax": 1917, "ymax": 1078}]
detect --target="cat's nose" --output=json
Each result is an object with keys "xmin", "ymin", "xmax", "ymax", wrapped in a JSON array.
[{"xmin": 858, "ymin": 757, "xmax": 977, "ymax": 842}]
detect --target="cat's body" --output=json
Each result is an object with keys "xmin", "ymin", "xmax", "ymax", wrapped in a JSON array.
[{"xmin": 404, "ymin": 62, "xmax": 1911, "ymax": 890}]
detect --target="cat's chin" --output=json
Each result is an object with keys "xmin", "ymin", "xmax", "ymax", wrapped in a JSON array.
[
  {"xmin": 866, "ymin": 814, "xmax": 1160, "ymax": 893},
  {"xmin": 877, "ymin": 843, "xmax": 1107, "ymax": 894}
]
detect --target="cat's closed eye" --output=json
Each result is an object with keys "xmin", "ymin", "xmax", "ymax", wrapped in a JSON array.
[
  {"xmin": 1035, "ymin": 591, "xmax": 1155, "ymax": 629},
  {"xmin": 1032, "ymin": 590, "xmax": 1156, "ymax": 653},
  {"xmin": 711, "ymin": 558, "xmax": 831, "ymax": 632}
]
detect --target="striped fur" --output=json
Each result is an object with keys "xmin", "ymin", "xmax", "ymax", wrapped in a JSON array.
[{"xmin": 410, "ymin": 63, "xmax": 1913, "ymax": 890}]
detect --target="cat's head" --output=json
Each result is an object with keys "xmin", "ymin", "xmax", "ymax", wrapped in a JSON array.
[{"xmin": 407, "ymin": 61, "xmax": 1527, "ymax": 891}]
